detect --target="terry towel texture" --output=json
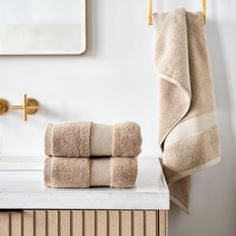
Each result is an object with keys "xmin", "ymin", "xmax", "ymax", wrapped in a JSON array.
[
  {"xmin": 45, "ymin": 122, "xmax": 142, "ymax": 158},
  {"xmin": 44, "ymin": 157, "xmax": 138, "ymax": 188},
  {"xmin": 153, "ymin": 8, "xmax": 220, "ymax": 212}
]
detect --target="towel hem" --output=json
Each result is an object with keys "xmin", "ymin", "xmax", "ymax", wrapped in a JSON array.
[
  {"xmin": 170, "ymin": 195, "xmax": 189, "ymax": 214},
  {"xmin": 157, "ymin": 72, "xmax": 191, "ymax": 151},
  {"xmin": 168, "ymin": 156, "xmax": 221, "ymax": 185}
]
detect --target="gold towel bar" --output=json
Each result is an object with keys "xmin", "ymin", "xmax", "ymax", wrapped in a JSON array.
[{"xmin": 148, "ymin": 0, "xmax": 207, "ymax": 25}]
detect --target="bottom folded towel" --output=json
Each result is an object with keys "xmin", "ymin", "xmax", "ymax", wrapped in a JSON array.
[{"xmin": 44, "ymin": 157, "xmax": 138, "ymax": 188}]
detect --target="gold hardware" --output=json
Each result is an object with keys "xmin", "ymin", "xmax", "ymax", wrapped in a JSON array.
[
  {"xmin": 12, "ymin": 94, "xmax": 39, "ymax": 122},
  {"xmin": 148, "ymin": 0, "xmax": 153, "ymax": 25},
  {"xmin": 0, "ymin": 99, "xmax": 9, "ymax": 115},
  {"xmin": 202, "ymin": 0, "xmax": 206, "ymax": 24},
  {"xmin": 148, "ymin": 0, "xmax": 207, "ymax": 25}
]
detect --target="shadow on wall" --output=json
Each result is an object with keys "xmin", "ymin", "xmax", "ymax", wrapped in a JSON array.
[{"xmin": 169, "ymin": 20, "xmax": 236, "ymax": 236}]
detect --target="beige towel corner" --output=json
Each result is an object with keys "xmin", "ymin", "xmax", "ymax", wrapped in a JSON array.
[
  {"xmin": 44, "ymin": 157, "xmax": 91, "ymax": 188},
  {"xmin": 153, "ymin": 8, "xmax": 220, "ymax": 213},
  {"xmin": 45, "ymin": 122, "xmax": 91, "ymax": 158},
  {"xmin": 113, "ymin": 122, "xmax": 142, "ymax": 157}
]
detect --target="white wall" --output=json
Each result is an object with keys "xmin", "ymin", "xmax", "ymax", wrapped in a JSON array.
[{"xmin": 0, "ymin": 0, "xmax": 235, "ymax": 235}]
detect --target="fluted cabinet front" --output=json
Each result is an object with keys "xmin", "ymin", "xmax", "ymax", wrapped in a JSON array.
[{"xmin": 0, "ymin": 210, "xmax": 168, "ymax": 236}]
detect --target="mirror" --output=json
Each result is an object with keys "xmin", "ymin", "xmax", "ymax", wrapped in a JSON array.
[{"xmin": 0, "ymin": 0, "xmax": 86, "ymax": 55}]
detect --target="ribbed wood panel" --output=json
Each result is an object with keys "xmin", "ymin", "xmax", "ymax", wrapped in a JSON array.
[
  {"xmin": 145, "ymin": 211, "xmax": 157, "ymax": 236},
  {"xmin": 0, "ymin": 210, "xmax": 168, "ymax": 236},
  {"xmin": 24, "ymin": 210, "xmax": 34, "ymax": 236},
  {"xmin": 108, "ymin": 211, "xmax": 119, "ymax": 236},
  {"xmin": 35, "ymin": 210, "xmax": 46, "ymax": 236},
  {"xmin": 0, "ymin": 212, "xmax": 9, "ymax": 236},
  {"xmin": 11, "ymin": 213, "xmax": 21, "ymax": 236},
  {"xmin": 159, "ymin": 211, "xmax": 168, "ymax": 236},
  {"xmin": 121, "ymin": 210, "xmax": 132, "ymax": 236},
  {"xmin": 47, "ymin": 210, "xmax": 58, "ymax": 236}
]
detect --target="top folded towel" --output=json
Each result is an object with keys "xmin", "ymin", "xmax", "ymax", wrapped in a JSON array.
[{"xmin": 45, "ymin": 121, "xmax": 142, "ymax": 158}]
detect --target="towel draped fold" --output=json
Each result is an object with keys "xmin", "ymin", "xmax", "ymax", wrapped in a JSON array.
[{"xmin": 154, "ymin": 8, "xmax": 220, "ymax": 213}]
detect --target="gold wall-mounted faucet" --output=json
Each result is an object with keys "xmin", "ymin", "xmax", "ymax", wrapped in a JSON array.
[
  {"xmin": 12, "ymin": 94, "xmax": 39, "ymax": 121},
  {"xmin": 0, "ymin": 98, "xmax": 9, "ymax": 115}
]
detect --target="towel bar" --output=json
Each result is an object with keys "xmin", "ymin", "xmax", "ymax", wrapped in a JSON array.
[{"xmin": 148, "ymin": 0, "xmax": 207, "ymax": 25}]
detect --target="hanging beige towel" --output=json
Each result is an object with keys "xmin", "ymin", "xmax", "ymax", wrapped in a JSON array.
[
  {"xmin": 45, "ymin": 121, "xmax": 142, "ymax": 158},
  {"xmin": 153, "ymin": 8, "xmax": 220, "ymax": 213},
  {"xmin": 44, "ymin": 156, "xmax": 138, "ymax": 188}
]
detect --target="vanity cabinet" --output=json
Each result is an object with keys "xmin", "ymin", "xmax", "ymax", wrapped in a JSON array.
[
  {"xmin": 0, "ymin": 157, "xmax": 169, "ymax": 236},
  {"xmin": 0, "ymin": 210, "xmax": 168, "ymax": 236}
]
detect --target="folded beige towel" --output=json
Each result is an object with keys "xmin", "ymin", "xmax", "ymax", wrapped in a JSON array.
[
  {"xmin": 45, "ymin": 122, "xmax": 142, "ymax": 158},
  {"xmin": 44, "ymin": 157, "xmax": 138, "ymax": 188},
  {"xmin": 153, "ymin": 8, "xmax": 220, "ymax": 213}
]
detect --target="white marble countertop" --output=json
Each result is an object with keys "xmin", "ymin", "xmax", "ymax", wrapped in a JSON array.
[{"xmin": 0, "ymin": 156, "xmax": 169, "ymax": 210}]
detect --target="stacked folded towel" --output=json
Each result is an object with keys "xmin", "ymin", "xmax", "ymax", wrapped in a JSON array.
[{"xmin": 44, "ymin": 122, "xmax": 142, "ymax": 188}]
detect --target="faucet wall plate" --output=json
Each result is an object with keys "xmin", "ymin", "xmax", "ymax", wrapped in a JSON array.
[
  {"xmin": 26, "ymin": 98, "xmax": 39, "ymax": 115},
  {"xmin": 0, "ymin": 99, "xmax": 9, "ymax": 115}
]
